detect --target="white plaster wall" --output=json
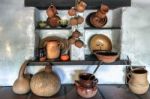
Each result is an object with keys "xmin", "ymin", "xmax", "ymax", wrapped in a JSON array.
[{"xmin": 0, "ymin": 0, "xmax": 150, "ymax": 86}]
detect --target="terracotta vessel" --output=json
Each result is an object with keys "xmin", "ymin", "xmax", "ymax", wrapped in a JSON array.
[
  {"xmin": 75, "ymin": 73, "xmax": 98, "ymax": 98},
  {"xmin": 30, "ymin": 63, "xmax": 61, "ymax": 97},
  {"xmin": 46, "ymin": 4, "xmax": 57, "ymax": 18},
  {"xmin": 47, "ymin": 16, "xmax": 60, "ymax": 28},
  {"xmin": 68, "ymin": 7, "xmax": 76, "ymax": 16},
  {"xmin": 94, "ymin": 51, "xmax": 119, "ymax": 63},
  {"xmin": 128, "ymin": 68, "xmax": 149, "ymax": 94},
  {"xmin": 76, "ymin": 1, "xmax": 87, "ymax": 12},
  {"xmin": 46, "ymin": 40, "xmax": 61, "ymax": 60},
  {"xmin": 88, "ymin": 4, "xmax": 109, "ymax": 28}
]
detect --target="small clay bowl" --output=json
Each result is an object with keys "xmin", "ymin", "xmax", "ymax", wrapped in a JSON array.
[{"xmin": 94, "ymin": 50, "xmax": 119, "ymax": 63}]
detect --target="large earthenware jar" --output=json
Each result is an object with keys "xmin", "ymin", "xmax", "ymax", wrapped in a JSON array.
[
  {"xmin": 128, "ymin": 68, "xmax": 149, "ymax": 94},
  {"xmin": 75, "ymin": 73, "xmax": 98, "ymax": 98}
]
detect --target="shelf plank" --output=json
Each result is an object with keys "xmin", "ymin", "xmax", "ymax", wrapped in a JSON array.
[
  {"xmin": 36, "ymin": 27, "xmax": 71, "ymax": 30},
  {"xmin": 0, "ymin": 87, "xmax": 29, "ymax": 99},
  {"xmin": 65, "ymin": 84, "xmax": 102, "ymax": 99},
  {"xmin": 0, "ymin": 85, "xmax": 149, "ymax": 99},
  {"xmin": 28, "ymin": 85, "xmax": 65, "ymax": 99},
  {"xmin": 98, "ymin": 85, "xmax": 141, "ymax": 99},
  {"xmin": 27, "ymin": 60, "xmax": 130, "ymax": 66},
  {"xmin": 36, "ymin": 26, "xmax": 121, "ymax": 30},
  {"xmin": 28, "ymin": 54, "xmax": 130, "ymax": 66},
  {"xmin": 84, "ymin": 27, "xmax": 121, "ymax": 30},
  {"xmin": 25, "ymin": 0, "xmax": 131, "ymax": 10}
]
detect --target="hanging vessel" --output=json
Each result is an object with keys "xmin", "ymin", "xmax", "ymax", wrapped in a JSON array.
[
  {"xmin": 76, "ymin": 1, "xmax": 87, "ymax": 12},
  {"xmin": 46, "ymin": 4, "xmax": 58, "ymax": 18},
  {"xmin": 12, "ymin": 60, "xmax": 30, "ymax": 94},
  {"xmin": 128, "ymin": 68, "xmax": 149, "ymax": 94},
  {"xmin": 75, "ymin": 73, "xmax": 98, "ymax": 98},
  {"xmin": 30, "ymin": 63, "xmax": 61, "ymax": 97}
]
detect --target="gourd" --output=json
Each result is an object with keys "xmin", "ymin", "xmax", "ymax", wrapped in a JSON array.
[
  {"xmin": 30, "ymin": 63, "xmax": 61, "ymax": 97},
  {"xmin": 12, "ymin": 60, "xmax": 30, "ymax": 94}
]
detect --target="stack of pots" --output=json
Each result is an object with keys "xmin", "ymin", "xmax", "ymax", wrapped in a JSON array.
[
  {"xmin": 90, "ymin": 4, "xmax": 109, "ymax": 28},
  {"xmin": 46, "ymin": 4, "xmax": 60, "ymax": 27}
]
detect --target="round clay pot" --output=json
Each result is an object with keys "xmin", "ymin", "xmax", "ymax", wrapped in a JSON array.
[
  {"xmin": 100, "ymin": 4, "xmax": 109, "ymax": 14},
  {"xmin": 128, "ymin": 68, "xmax": 149, "ymax": 94},
  {"xmin": 69, "ymin": 17, "xmax": 78, "ymax": 26},
  {"xmin": 75, "ymin": 73, "xmax": 98, "ymax": 98},
  {"xmin": 47, "ymin": 16, "xmax": 60, "ymax": 28},
  {"xmin": 76, "ymin": 1, "xmax": 87, "ymax": 12},
  {"xmin": 30, "ymin": 64, "xmax": 61, "ymax": 97},
  {"xmin": 86, "ymin": 12, "xmax": 107, "ymax": 28},
  {"xmin": 68, "ymin": 7, "xmax": 76, "ymax": 16}
]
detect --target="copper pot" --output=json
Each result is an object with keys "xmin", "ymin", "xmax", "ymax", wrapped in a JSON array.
[
  {"xmin": 89, "ymin": 34, "xmax": 112, "ymax": 51},
  {"xmin": 75, "ymin": 73, "xmax": 98, "ymax": 98}
]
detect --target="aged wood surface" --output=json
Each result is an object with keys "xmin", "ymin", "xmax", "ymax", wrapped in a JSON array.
[{"xmin": 0, "ymin": 85, "xmax": 149, "ymax": 99}]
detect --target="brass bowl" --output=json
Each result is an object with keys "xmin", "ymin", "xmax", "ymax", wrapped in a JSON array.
[
  {"xmin": 94, "ymin": 50, "xmax": 119, "ymax": 63},
  {"xmin": 89, "ymin": 34, "xmax": 112, "ymax": 51}
]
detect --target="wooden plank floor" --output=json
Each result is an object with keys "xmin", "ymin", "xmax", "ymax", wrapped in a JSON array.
[{"xmin": 0, "ymin": 85, "xmax": 149, "ymax": 99}]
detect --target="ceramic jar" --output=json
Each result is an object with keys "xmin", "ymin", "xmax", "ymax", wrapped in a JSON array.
[
  {"xmin": 46, "ymin": 40, "xmax": 60, "ymax": 60},
  {"xmin": 75, "ymin": 73, "xmax": 98, "ymax": 98},
  {"xmin": 128, "ymin": 68, "xmax": 149, "ymax": 94}
]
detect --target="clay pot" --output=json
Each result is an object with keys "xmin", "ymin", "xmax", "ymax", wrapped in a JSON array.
[
  {"xmin": 47, "ymin": 16, "xmax": 60, "ymax": 28},
  {"xmin": 77, "ymin": 16, "xmax": 84, "ymax": 24},
  {"xmin": 90, "ymin": 13, "xmax": 107, "ymax": 28},
  {"xmin": 46, "ymin": 40, "xmax": 61, "ymax": 60},
  {"xmin": 30, "ymin": 64, "xmax": 61, "ymax": 97},
  {"xmin": 72, "ymin": 30, "xmax": 82, "ymax": 38},
  {"xmin": 76, "ymin": 1, "xmax": 87, "ymax": 12},
  {"xmin": 100, "ymin": 4, "xmax": 109, "ymax": 14},
  {"xmin": 128, "ymin": 68, "xmax": 149, "ymax": 94},
  {"xmin": 46, "ymin": 4, "xmax": 57, "ymax": 18},
  {"xmin": 94, "ymin": 51, "xmax": 119, "ymax": 63},
  {"xmin": 75, "ymin": 73, "xmax": 98, "ymax": 98},
  {"xmin": 69, "ymin": 17, "xmax": 78, "ymax": 26},
  {"xmin": 68, "ymin": 7, "xmax": 76, "ymax": 16},
  {"xmin": 89, "ymin": 34, "xmax": 112, "ymax": 51}
]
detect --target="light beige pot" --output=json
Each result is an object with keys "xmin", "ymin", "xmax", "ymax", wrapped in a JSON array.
[{"xmin": 128, "ymin": 68, "xmax": 149, "ymax": 94}]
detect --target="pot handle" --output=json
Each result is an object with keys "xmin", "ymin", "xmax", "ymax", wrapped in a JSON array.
[{"xmin": 75, "ymin": 80, "xmax": 80, "ymax": 87}]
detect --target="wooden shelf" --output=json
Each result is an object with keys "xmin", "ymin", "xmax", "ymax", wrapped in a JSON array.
[
  {"xmin": 84, "ymin": 27, "xmax": 121, "ymax": 30},
  {"xmin": 27, "ymin": 55, "xmax": 130, "ymax": 66},
  {"xmin": 36, "ymin": 26, "xmax": 71, "ymax": 30},
  {"xmin": 0, "ymin": 84, "xmax": 149, "ymax": 99},
  {"xmin": 25, "ymin": 0, "xmax": 131, "ymax": 10}
]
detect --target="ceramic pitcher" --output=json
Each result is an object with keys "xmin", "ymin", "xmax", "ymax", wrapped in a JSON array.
[
  {"xmin": 46, "ymin": 40, "xmax": 60, "ymax": 60},
  {"xmin": 128, "ymin": 68, "xmax": 149, "ymax": 94}
]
